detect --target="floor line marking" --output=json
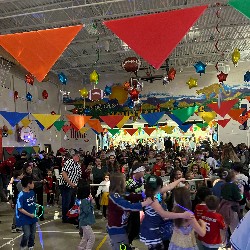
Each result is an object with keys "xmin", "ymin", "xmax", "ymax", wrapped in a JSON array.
[{"xmin": 96, "ymin": 234, "xmax": 108, "ymax": 250}]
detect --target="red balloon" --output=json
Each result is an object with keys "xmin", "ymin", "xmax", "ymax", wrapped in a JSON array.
[
  {"xmin": 129, "ymin": 88, "xmax": 140, "ymax": 101},
  {"xmin": 25, "ymin": 73, "xmax": 34, "ymax": 85},
  {"xmin": 42, "ymin": 90, "xmax": 48, "ymax": 99},
  {"xmin": 51, "ymin": 111, "xmax": 56, "ymax": 115},
  {"xmin": 217, "ymin": 71, "xmax": 228, "ymax": 83},
  {"xmin": 168, "ymin": 67, "xmax": 176, "ymax": 81},
  {"xmin": 122, "ymin": 57, "xmax": 141, "ymax": 74},
  {"xmin": 14, "ymin": 91, "xmax": 18, "ymax": 101}
]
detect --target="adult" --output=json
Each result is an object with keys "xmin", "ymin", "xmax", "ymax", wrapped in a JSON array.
[
  {"xmin": 107, "ymin": 155, "xmax": 120, "ymax": 173},
  {"xmin": 59, "ymin": 152, "xmax": 82, "ymax": 223},
  {"xmin": 180, "ymin": 157, "xmax": 189, "ymax": 176},
  {"xmin": 164, "ymin": 137, "xmax": 173, "ymax": 152},
  {"xmin": 212, "ymin": 168, "xmax": 227, "ymax": 199},
  {"xmin": 221, "ymin": 145, "xmax": 240, "ymax": 169},
  {"xmin": 147, "ymin": 150, "xmax": 156, "ymax": 170},
  {"xmin": 14, "ymin": 151, "xmax": 28, "ymax": 171}
]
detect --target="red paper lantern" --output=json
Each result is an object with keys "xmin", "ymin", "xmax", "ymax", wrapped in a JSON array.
[
  {"xmin": 14, "ymin": 91, "xmax": 18, "ymax": 101},
  {"xmin": 129, "ymin": 88, "xmax": 139, "ymax": 100},
  {"xmin": 42, "ymin": 90, "xmax": 48, "ymax": 99},
  {"xmin": 25, "ymin": 73, "xmax": 34, "ymax": 85},
  {"xmin": 217, "ymin": 71, "xmax": 228, "ymax": 83},
  {"xmin": 168, "ymin": 67, "xmax": 176, "ymax": 81}
]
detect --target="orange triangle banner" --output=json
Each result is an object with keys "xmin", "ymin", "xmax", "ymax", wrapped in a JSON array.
[
  {"xmin": 104, "ymin": 6, "xmax": 207, "ymax": 69},
  {"xmin": 143, "ymin": 127, "xmax": 156, "ymax": 136},
  {"xmin": 87, "ymin": 119, "xmax": 103, "ymax": 133},
  {"xmin": 0, "ymin": 25, "xmax": 83, "ymax": 82},
  {"xmin": 66, "ymin": 115, "xmax": 92, "ymax": 131},
  {"xmin": 116, "ymin": 116, "xmax": 130, "ymax": 129},
  {"xmin": 125, "ymin": 128, "xmax": 138, "ymax": 136},
  {"xmin": 31, "ymin": 114, "xmax": 61, "ymax": 129},
  {"xmin": 238, "ymin": 115, "xmax": 248, "ymax": 125},
  {"xmin": 100, "ymin": 115, "xmax": 124, "ymax": 128},
  {"xmin": 228, "ymin": 108, "xmax": 245, "ymax": 121}
]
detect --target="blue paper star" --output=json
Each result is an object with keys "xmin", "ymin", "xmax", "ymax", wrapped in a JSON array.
[
  {"xmin": 244, "ymin": 71, "xmax": 250, "ymax": 82},
  {"xmin": 194, "ymin": 61, "xmax": 206, "ymax": 75}
]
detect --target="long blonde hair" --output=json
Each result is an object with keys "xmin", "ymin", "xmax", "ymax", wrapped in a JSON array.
[{"xmin": 221, "ymin": 145, "xmax": 240, "ymax": 163}]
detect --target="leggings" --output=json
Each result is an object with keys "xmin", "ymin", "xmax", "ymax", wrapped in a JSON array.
[
  {"xmin": 78, "ymin": 225, "xmax": 95, "ymax": 250},
  {"xmin": 103, "ymin": 205, "xmax": 107, "ymax": 218}
]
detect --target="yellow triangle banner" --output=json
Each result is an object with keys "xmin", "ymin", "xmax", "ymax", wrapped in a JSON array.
[
  {"xmin": 116, "ymin": 116, "xmax": 130, "ymax": 129},
  {"xmin": 32, "ymin": 114, "xmax": 61, "ymax": 129},
  {"xmin": 79, "ymin": 127, "xmax": 89, "ymax": 134},
  {"xmin": 197, "ymin": 111, "xmax": 217, "ymax": 124},
  {"xmin": 160, "ymin": 125, "xmax": 175, "ymax": 134},
  {"xmin": 33, "ymin": 146, "xmax": 40, "ymax": 154},
  {"xmin": 21, "ymin": 118, "xmax": 31, "ymax": 127}
]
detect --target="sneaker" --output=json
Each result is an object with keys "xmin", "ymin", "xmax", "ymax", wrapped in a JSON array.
[
  {"xmin": 12, "ymin": 228, "xmax": 17, "ymax": 233},
  {"xmin": 97, "ymin": 211, "xmax": 102, "ymax": 216},
  {"xmin": 20, "ymin": 247, "xmax": 27, "ymax": 250},
  {"xmin": 16, "ymin": 227, "xmax": 22, "ymax": 232},
  {"xmin": 28, "ymin": 247, "xmax": 34, "ymax": 250}
]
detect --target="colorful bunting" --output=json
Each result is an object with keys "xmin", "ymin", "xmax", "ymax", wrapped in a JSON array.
[
  {"xmin": 125, "ymin": 128, "xmax": 138, "ymax": 136},
  {"xmin": 108, "ymin": 129, "xmax": 120, "ymax": 137},
  {"xmin": 0, "ymin": 25, "xmax": 83, "ymax": 81},
  {"xmin": 35, "ymin": 120, "xmax": 45, "ymax": 131},
  {"xmin": 228, "ymin": 108, "xmax": 245, "ymax": 121},
  {"xmin": 167, "ymin": 114, "xmax": 192, "ymax": 132},
  {"xmin": 229, "ymin": 0, "xmax": 250, "ymax": 20},
  {"xmin": 104, "ymin": 6, "xmax": 207, "ymax": 69},
  {"xmin": 217, "ymin": 119, "xmax": 231, "ymax": 128},
  {"xmin": 33, "ymin": 146, "xmax": 40, "ymax": 154},
  {"xmin": 238, "ymin": 115, "xmax": 248, "ymax": 125},
  {"xmin": 207, "ymin": 99, "xmax": 238, "ymax": 117},
  {"xmin": 172, "ymin": 105, "xmax": 199, "ymax": 123},
  {"xmin": 5, "ymin": 147, "xmax": 15, "ymax": 155},
  {"xmin": 66, "ymin": 115, "xmax": 91, "ymax": 131},
  {"xmin": 87, "ymin": 119, "xmax": 103, "ymax": 133},
  {"xmin": 196, "ymin": 123, "xmax": 209, "ymax": 129},
  {"xmin": 62, "ymin": 125, "xmax": 72, "ymax": 133},
  {"xmin": 32, "ymin": 114, "xmax": 61, "ymax": 129},
  {"xmin": 141, "ymin": 112, "xmax": 165, "ymax": 126},
  {"xmin": 79, "ymin": 127, "xmax": 89, "ymax": 134},
  {"xmin": 197, "ymin": 111, "xmax": 217, "ymax": 124},
  {"xmin": 0, "ymin": 111, "xmax": 29, "ymax": 127},
  {"xmin": 160, "ymin": 125, "xmax": 175, "ymax": 134},
  {"xmin": 143, "ymin": 127, "xmax": 156, "ymax": 136},
  {"xmin": 116, "ymin": 116, "xmax": 130, "ymax": 129},
  {"xmin": 21, "ymin": 118, "xmax": 31, "ymax": 128},
  {"xmin": 100, "ymin": 115, "xmax": 124, "ymax": 129},
  {"xmin": 7, "ymin": 129, "xmax": 13, "ymax": 135},
  {"xmin": 53, "ymin": 120, "xmax": 66, "ymax": 131}
]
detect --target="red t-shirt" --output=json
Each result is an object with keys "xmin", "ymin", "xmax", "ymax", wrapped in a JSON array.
[
  {"xmin": 194, "ymin": 204, "xmax": 208, "ymax": 220},
  {"xmin": 199, "ymin": 211, "xmax": 225, "ymax": 247},
  {"xmin": 153, "ymin": 164, "xmax": 162, "ymax": 176}
]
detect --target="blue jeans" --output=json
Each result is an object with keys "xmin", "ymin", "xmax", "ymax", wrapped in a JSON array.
[
  {"xmin": 21, "ymin": 223, "xmax": 36, "ymax": 248},
  {"xmin": 60, "ymin": 185, "xmax": 75, "ymax": 221}
]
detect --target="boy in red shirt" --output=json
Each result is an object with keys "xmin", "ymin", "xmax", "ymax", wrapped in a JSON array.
[
  {"xmin": 194, "ymin": 186, "xmax": 211, "ymax": 219},
  {"xmin": 152, "ymin": 156, "xmax": 165, "ymax": 176},
  {"xmin": 199, "ymin": 195, "xmax": 226, "ymax": 250}
]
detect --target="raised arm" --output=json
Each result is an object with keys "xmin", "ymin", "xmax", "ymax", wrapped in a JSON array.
[{"xmin": 160, "ymin": 178, "xmax": 186, "ymax": 193}]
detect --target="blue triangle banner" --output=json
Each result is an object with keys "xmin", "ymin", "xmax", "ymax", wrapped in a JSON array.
[
  {"xmin": 15, "ymin": 147, "xmax": 24, "ymax": 154},
  {"xmin": 168, "ymin": 114, "xmax": 193, "ymax": 132},
  {"xmin": 0, "ymin": 111, "xmax": 29, "ymax": 127},
  {"xmin": 140, "ymin": 112, "xmax": 165, "ymax": 126},
  {"xmin": 35, "ymin": 120, "xmax": 45, "ymax": 131}
]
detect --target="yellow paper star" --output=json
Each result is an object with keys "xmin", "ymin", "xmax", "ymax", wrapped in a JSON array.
[{"xmin": 186, "ymin": 77, "xmax": 198, "ymax": 89}]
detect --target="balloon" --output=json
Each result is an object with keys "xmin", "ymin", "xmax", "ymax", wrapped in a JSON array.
[
  {"xmin": 232, "ymin": 48, "xmax": 240, "ymax": 66},
  {"xmin": 58, "ymin": 72, "xmax": 67, "ymax": 85},
  {"xmin": 123, "ymin": 81, "xmax": 131, "ymax": 91},
  {"xmin": 194, "ymin": 61, "xmax": 206, "ymax": 75},
  {"xmin": 26, "ymin": 92, "xmax": 32, "ymax": 101},
  {"xmin": 217, "ymin": 71, "xmax": 228, "ymax": 83},
  {"xmin": 84, "ymin": 108, "xmax": 91, "ymax": 115},
  {"xmin": 186, "ymin": 77, "xmax": 198, "ymax": 89},
  {"xmin": 129, "ymin": 88, "xmax": 140, "ymax": 101},
  {"xmin": 14, "ymin": 91, "xmax": 18, "ymax": 100},
  {"xmin": 127, "ymin": 98, "xmax": 135, "ymax": 109},
  {"xmin": 163, "ymin": 76, "xmax": 169, "ymax": 85},
  {"xmin": 244, "ymin": 71, "xmax": 250, "ymax": 82},
  {"xmin": 168, "ymin": 67, "xmax": 176, "ymax": 81},
  {"xmin": 25, "ymin": 73, "xmax": 34, "ymax": 85},
  {"xmin": 104, "ymin": 85, "xmax": 112, "ymax": 96},
  {"xmin": 51, "ymin": 111, "xmax": 56, "ymax": 115},
  {"xmin": 90, "ymin": 70, "xmax": 99, "ymax": 84},
  {"xmin": 79, "ymin": 88, "xmax": 88, "ymax": 98},
  {"xmin": 122, "ymin": 57, "xmax": 141, "ymax": 74},
  {"xmin": 72, "ymin": 108, "xmax": 78, "ymax": 114},
  {"xmin": 109, "ymin": 85, "xmax": 128, "ymax": 104},
  {"xmin": 42, "ymin": 90, "xmax": 48, "ymax": 99}
]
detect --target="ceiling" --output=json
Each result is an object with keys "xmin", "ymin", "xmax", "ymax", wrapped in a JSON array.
[{"xmin": 0, "ymin": 0, "xmax": 249, "ymax": 81}]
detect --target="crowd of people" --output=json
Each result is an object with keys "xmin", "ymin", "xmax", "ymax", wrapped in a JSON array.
[{"xmin": 0, "ymin": 139, "xmax": 250, "ymax": 250}]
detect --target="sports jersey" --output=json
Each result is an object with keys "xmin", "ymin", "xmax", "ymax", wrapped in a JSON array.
[{"xmin": 194, "ymin": 203, "xmax": 208, "ymax": 220}]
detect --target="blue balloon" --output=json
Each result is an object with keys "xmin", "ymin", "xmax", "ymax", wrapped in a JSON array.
[
  {"xmin": 84, "ymin": 108, "xmax": 91, "ymax": 115},
  {"xmin": 26, "ymin": 92, "xmax": 32, "ymax": 101},
  {"xmin": 244, "ymin": 71, "xmax": 250, "ymax": 82},
  {"xmin": 58, "ymin": 72, "xmax": 67, "ymax": 85},
  {"xmin": 104, "ymin": 85, "xmax": 112, "ymax": 96},
  {"xmin": 127, "ymin": 98, "xmax": 135, "ymax": 109},
  {"xmin": 194, "ymin": 61, "xmax": 206, "ymax": 75}
]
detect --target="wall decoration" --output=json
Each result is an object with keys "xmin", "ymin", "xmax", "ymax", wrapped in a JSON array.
[
  {"xmin": 88, "ymin": 88, "xmax": 104, "ymax": 101},
  {"xmin": 122, "ymin": 57, "xmax": 141, "ymax": 75},
  {"xmin": 14, "ymin": 91, "xmax": 18, "ymax": 101},
  {"xmin": 25, "ymin": 73, "xmax": 34, "ymax": 85},
  {"xmin": 58, "ymin": 72, "xmax": 67, "ymax": 85},
  {"xmin": 217, "ymin": 72, "xmax": 228, "ymax": 83},
  {"xmin": 217, "ymin": 118, "xmax": 231, "ymax": 128},
  {"xmin": 197, "ymin": 111, "xmax": 217, "ymax": 123},
  {"xmin": 66, "ymin": 115, "xmax": 91, "ymax": 131},
  {"xmin": 172, "ymin": 106, "xmax": 199, "ymax": 123},
  {"xmin": 228, "ymin": 0, "xmax": 250, "ymax": 20},
  {"xmin": 228, "ymin": 108, "xmax": 245, "ymax": 121},
  {"xmin": 0, "ymin": 111, "xmax": 29, "ymax": 127},
  {"xmin": 79, "ymin": 88, "xmax": 89, "ymax": 98},
  {"xmin": 90, "ymin": 70, "xmax": 99, "ymax": 84},
  {"xmin": 232, "ymin": 48, "xmax": 240, "ymax": 66},
  {"xmin": 109, "ymin": 85, "xmax": 128, "ymax": 104},
  {"xmin": 104, "ymin": 85, "xmax": 112, "ymax": 96},
  {"xmin": 194, "ymin": 61, "xmax": 206, "ymax": 75},
  {"xmin": 21, "ymin": 118, "xmax": 31, "ymax": 128},
  {"xmin": 20, "ymin": 126, "xmax": 34, "ymax": 142},
  {"xmin": 141, "ymin": 112, "xmax": 165, "ymax": 126},
  {"xmin": 244, "ymin": 71, "xmax": 250, "ymax": 82},
  {"xmin": 100, "ymin": 115, "xmax": 124, "ymax": 129},
  {"xmin": 196, "ymin": 83, "xmax": 230, "ymax": 99},
  {"xmin": 32, "ymin": 114, "xmax": 61, "ymax": 129},
  {"xmin": 42, "ymin": 90, "xmax": 48, "ymax": 99},
  {"xmin": 207, "ymin": 99, "xmax": 238, "ymax": 117},
  {"xmin": 26, "ymin": 92, "xmax": 32, "ymax": 101},
  {"xmin": 186, "ymin": 77, "xmax": 198, "ymax": 89}
]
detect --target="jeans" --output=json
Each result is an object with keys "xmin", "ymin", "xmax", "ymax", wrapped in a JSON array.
[
  {"xmin": 21, "ymin": 223, "xmax": 36, "ymax": 248},
  {"xmin": 78, "ymin": 226, "xmax": 95, "ymax": 249},
  {"xmin": 60, "ymin": 185, "xmax": 75, "ymax": 221}
]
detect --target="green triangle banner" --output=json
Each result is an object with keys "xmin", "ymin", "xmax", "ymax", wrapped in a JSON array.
[
  {"xmin": 196, "ymin": 122, "xmax": 209, "ymax": 129},
  {"xmin": 54, "ymin": 120, "xmax": 66, "ymax": 131},
  {"xmin": 108, "ymin": 129, "xmax": 120, "ymax": 137},
  {"xmin": 172, "ymin": 105, "xmax": 199, "ymax": 123},
  {"xmin": 229, "ymin": 0, "xmax": 250, "ymax": 19}
]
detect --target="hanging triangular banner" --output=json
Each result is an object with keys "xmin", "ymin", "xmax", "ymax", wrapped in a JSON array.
[
  {"xmin": 21, "ymin": 118, "xmax": 31, "ymax": 128},
  {"xmin": 245, "ymin": 96, "xmax": 250, "ymax": 102},
  {"xmin": 62, "ymin": 125, "xmax": 72, "ymax": 133},
  {"xmin": 26, "ymin": 147, "xmax": 33, "ymax": 154},
  {"xmin": 116, "ymin": 116, "xmax": 130, "ymax": 129},
  {"xmin": 197, "ymin": 111, "xmax": 217, "ymax": 123},
  {"xmin": 196, "ymin": 122, "xmax": 209, "ymax": 129},
  {"xmin": 0, "ymin": 25, "xmax": 83, "ymax": 82},
  {"xmin": 207, "ymin": 99, "xmax": 238, "ymax": 118},
  {"xmin": 66, "ymin": 115, "xmax": 92, "ymax": 131},
  {"xmin": 228, "ymin": 108, "xmax": 245, "ymax": 121},
  {"xmin": 229, "ymin": 0, "xmax": 250, "ymax": 19},
  {"xmin": 87, "ymin": 119, "xmax": 103, "ymax": 133},
  {"xmin": 16, "ymin": 147, "xmax": 24, "ymax": 154},
  {"xmin": 168, "ymin": 114, "xmax": 193, "ymax": 132},
  {"xmin": 217, "ymin": 119, "xmax": 231, "ymax": 128},
  {"xmin": 141, "ymin": 112, "xmax": 165, "ymax": 126},
  {"xmin": 53, "ymin": 120, "xmax": 66, "ymax": 131},
  {"xmin": 5, "ymin": 147, "xmax": 15, "ymax": 155},
  {"xmin": 104, "ymin": 6, "xmax": 207, "ymax": 69},
  {"xmin": 125, "ymin": 128, "xmax": 138, "ymax": 136},
  {"xmin": 100, "ymin": 115, "xmax": 124, "ymax": 129},
  {"xmin": 172, "ymin": 105, "xmax": 199, "ymax": 123},
  {"xmin": 143, "ymin": 127, "xmax": 156, "ymax": 136},
  {"xmin": 160, "ymin": 125, "xmax": 175, "ymax": 134},
  {"xmin": 79, "ymin": 127, "xmax": 89, "ymax": 134},
  {"xmin": 33, "ymin": 146, "xmax": 40, "ymax": 154},
  {"xmin": 35, "ymin": 120, "xmax": 45, "ymax": 131},
  {"xmin": 238, "ymin": 115, "xmax": 248, "ymax": 125},
  {"xmin": 108, "ymin": 129, "xmax": 120, "ymax": 137},
  {"xmin": 0, "ymin": 111, "xmax": 29, "ymax": 127},
  {"xmin": 32, "ymin": 114, "xmax": 60, "ymax": 129}
]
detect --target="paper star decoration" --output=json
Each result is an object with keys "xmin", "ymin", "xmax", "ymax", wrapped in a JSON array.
[
  {"xmin": 244, "ymin": 71, "xmax": 250, "ymax": 82},
  {"xmin": 217, "ymin": 71, "xmax": 228, "ymax": 83}
]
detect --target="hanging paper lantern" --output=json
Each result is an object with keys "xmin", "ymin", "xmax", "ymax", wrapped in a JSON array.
[
  {"xmin": 51, "ymin": 111, "xmax": 56, "ymax": 115},
  {"xmin": 122, "ymin": 57, "xmax": 141, "ymax": 74},
  {"xmin": 104, "ymin": 85, "xmax": 112, "ymax": 96},
  {"xmin": 42, "ymin": 90, "xmax": 48, "ymax": 99},
  {"xmin": 123, "ymin": 81, "xmax": 131, "ymax": 91},
  {"xmin": 26, "ymin": 92, "xmax": 32, "ymax": 101},
  {"xmin": 244, "ymin": 71, "xmax": 250, "ymax": 82},
  {"xmin": 58, "ymin": 72, "xmax": 67, "ymax": 85},
  {"xmin": 232, "ymin": 48, "xmax": 240, "ymax": 66},
  {"xmin": 168, "ymin": 67, "xmax": 177, "ymax": 81},
  {"xmin": 129, "ymin": 88, "xmax": 140, "ymax": 101},
  {"xmin": 109, "ymin": 85, "xmax": 128, "ymax": 104},
  {"xmin": 88, "ymin": 88, "xmax": 104, "ymax": 101},
  {"xmin": 186, "ymin": 78, "xmax": 198, "ymax": 89},
  {"xmin": 14, "ymin": 91, "xmax": 18, "ymax": 100},
  {"xmin": 217, "ymin": 71, "xmax": 228, "ymax": 83},
  {"xmin": 79, "ymin": 88, "xmax": 89, "ymax": 98},
  {"xmin": 90, "ymin": 70, "xmax": 99, "ymax": 84},
  {"xmin": 194, "ymin": 61, "xmax": 206, "ymax": 75},
  {"xmin": 127, "ymin": 98, "xmax": 135, "ymax": 109},
  {"xmin": 25, "ymin": 73, "xmax": 34, "ymax": 85}
]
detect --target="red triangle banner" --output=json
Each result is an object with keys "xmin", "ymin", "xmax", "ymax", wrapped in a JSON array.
[
  {"xmin": 5, "ymin": 147, "xmax": 15, "ymax": 155},
  {"xmin": 0, "ymin": 25, "xmax": 83, "ymax": 81},
  {"xmin": 207, "ymin": 99, "xmax": 238, "ymax": 118},
  {"xmin": 228, "ymin": 108, "xmax": 245, "ymax": 121},
  {"xmin": 143, "ymin": 127, "xmax": 156, "ymax": 136},
  {"xmin": 100, "ymin": 115, "xmax": 124, "ymax": 129},
  {"xmin": 87, "ymin": 119, "xmax": 103, "ymax": 133},
  {"xmin": 216, "ymin": 119, "xmax": 231, "ymax": 128},
  {"xmin": 104, "ymin": 6, "xmax": 207, "ymax": 69},
  {"xmin": 62, "ymin": 125, "xmax": 72, "ymax": 133},
  {"xmin": 66, "ymin": 115, "xmax": 91, "ymax": 131},
  {"xmin": 125, "ymin": 128, "xmax": 138, "ymax": 136}
]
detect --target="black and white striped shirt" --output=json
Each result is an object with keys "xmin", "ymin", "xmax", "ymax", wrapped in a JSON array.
[{"xmin": 59, "ymin": 159, "xmax": 82, "ymax": 187}]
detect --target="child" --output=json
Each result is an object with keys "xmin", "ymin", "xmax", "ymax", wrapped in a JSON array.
[
  {"xmin": 190, "ymin": 164, "xmax": 203, "ymax": 179},
  {"xmin": 11, "ymin": 170, "xmax": 23, "ymax": 233},
  {"xmin": 199, "ymin": 195, "xmax": 226, "ymax": 250},
  {"xmin": 169, "ymin": 187, "xmax": 206, "ymax": 250},
  {"xmin": 96, "ymin": 174, "xmax": 110, "ymax": 219},
  {"xmin": 78, "ymin": 182, "xmax": 96, "ymax": 250},
  {"xmin": 140, "ymin": 176, "xmax": 194, "ymax": 250},
  {"xmin": 44, "ymin": 169, "xmax": 57, "ymax": 206},
  {"xmin": 16, "ymin": 176, "xmax": 38, "ymax": 250},
  {"xmin": 185, "ymin": 171, "xmax": 196, "ymax": 202}
]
